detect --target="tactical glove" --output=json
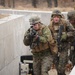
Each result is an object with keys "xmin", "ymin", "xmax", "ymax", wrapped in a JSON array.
[{"xmin": 61, "ymin": 33, "xmax": 67, "ymax": 41}]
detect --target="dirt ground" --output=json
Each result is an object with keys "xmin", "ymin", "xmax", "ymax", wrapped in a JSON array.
[{"xmin": 0, "ymin": 14, "xmax": 9, "ymax": 19}]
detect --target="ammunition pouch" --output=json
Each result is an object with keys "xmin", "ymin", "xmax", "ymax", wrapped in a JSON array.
[{"xmin": 48, "ymin": 40, "xmax": 58, "ymax": 55}]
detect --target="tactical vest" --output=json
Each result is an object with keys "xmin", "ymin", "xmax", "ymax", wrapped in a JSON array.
[
  {"xmin": 48, "ymin": 19, "xmax": 67, "ymax": 40},
  {"xmin": 32, "ymin": 25, "xmax": 50, "ymax": 53}
]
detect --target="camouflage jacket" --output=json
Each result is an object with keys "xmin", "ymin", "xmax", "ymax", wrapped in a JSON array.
[
  {"xmin": 48, "ymin": 18, "xmax": 74, "ymax": 40},
  {"xmin": 23, "ymin": 23, "xmax": 58, "ymax": 53}
]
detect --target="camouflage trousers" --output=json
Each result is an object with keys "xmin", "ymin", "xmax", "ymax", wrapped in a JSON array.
[
  {"xmin": 33, "ymin": 49, "xmax": 53, "ymax": 75},
  {"xmin": 69, "ymin": 40, "xmax": 75, "ymax": 66},
  {"xmin": 70, "ymin": 49, "xmax": 75, "ymax": 66},
  {"xmin": 56, "ymin": 43, "xmax": 68, "ymax": 75}
]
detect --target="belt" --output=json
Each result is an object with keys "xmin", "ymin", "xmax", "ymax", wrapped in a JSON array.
[{"xmin": 33, "ymin": 48, "xmax": 50, "ymax": 56}]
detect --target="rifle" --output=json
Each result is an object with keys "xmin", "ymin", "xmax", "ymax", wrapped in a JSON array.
[
  {"xmin": 57, "ymin": 25, "xmax": 64, "ymax": 52},
  {"xmin": 53, "ymin": 25, "xmax": 64, "ymax": 65},
  {"xmin": 29, "ymin": 26, "xmax": 39, "ymax": 49}
]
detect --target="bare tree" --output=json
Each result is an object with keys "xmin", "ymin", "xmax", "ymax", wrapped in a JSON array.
[
  {"xmin": 0, "ymin": 0, "xmax": 5, "ymax": 6},
  {"xmin": 54, "ymin": 0, "xmax": 58, "ymax": 7},
  {"xmin": 12, "ymin": 0, "xmax": 15, "ymax": 8},
  {"xmin": 47, "ymin": 0, "xmax": 58, "ymax": 7},
  {"xmin": 5, "ymin": 0, "xmax": 15, "ymax": 8},
  {"xmin": 47, "ymin": 0, "xmax": 52, "ymax": 7},
  {"xmin": 72, "ymin": 0, "xmax": 75, "ymax": 2},
  {"xmin": 32, "ymin": 0, "xmax": 38, "ymax": 8}
]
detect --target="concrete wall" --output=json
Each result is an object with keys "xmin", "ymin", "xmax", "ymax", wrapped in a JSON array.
[
  {"xmin": 0, "ymin": 9, "xmax": 68, "ymax": 25},
  {"xmin": 0, "ymin": 15, "xmax": 27, "ymax": 75},
  {"xmin": 0, "ymin": 10, "xmax": 68, "ymax": 75}
]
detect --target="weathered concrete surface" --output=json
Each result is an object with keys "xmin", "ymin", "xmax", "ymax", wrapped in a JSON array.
[{"xmin": 0, "ymin": 15, "xmax": 26, "ymax": 75}]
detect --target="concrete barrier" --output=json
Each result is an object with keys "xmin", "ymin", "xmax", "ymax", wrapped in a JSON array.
[{"xmin": 0, "ymin": 15, "xmax": 28, "ymax": 75}]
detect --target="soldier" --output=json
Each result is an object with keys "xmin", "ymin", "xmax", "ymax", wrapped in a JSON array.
[
  {"xmin": 23, "ymin": 15, "xmax": 58, "ymax": 75},
  {"xmin": 67, "ymin": 10, "xmax": 75, "ymax": 66},
  {"xmin": 48, "ymin": 10, "xmax": 74, "ymax": 75},
  {"xmin": 67, "ymin": 10, "xmax": 75, "ymax": 28}
]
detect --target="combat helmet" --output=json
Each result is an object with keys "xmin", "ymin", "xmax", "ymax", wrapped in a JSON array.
[
  {"xmin": 51, "ymin": 10, "xmax": 62, "ymax": 18},
  {"xmin": 29, "ymin": 16, "xmax": 41, "ymax": 25},
  {"xmin": 67, "ymin": 10, "xmax": 75, "ymax": 20}
]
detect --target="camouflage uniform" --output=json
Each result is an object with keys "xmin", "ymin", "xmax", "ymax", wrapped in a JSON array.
[
  {"xmin": 67, "ymin": 10, "xmax": 75, "ymax": 28},
  {"xmin": 48, "ymin": 10, "xmax": 74, "ymax": 75},
  {"xmin": 67, "ymin": 10, "xmax": 75, "ymax": 66},
  {"xmin": 23, "ymin": 16, "xmax": 58, "ymax": 75}
]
